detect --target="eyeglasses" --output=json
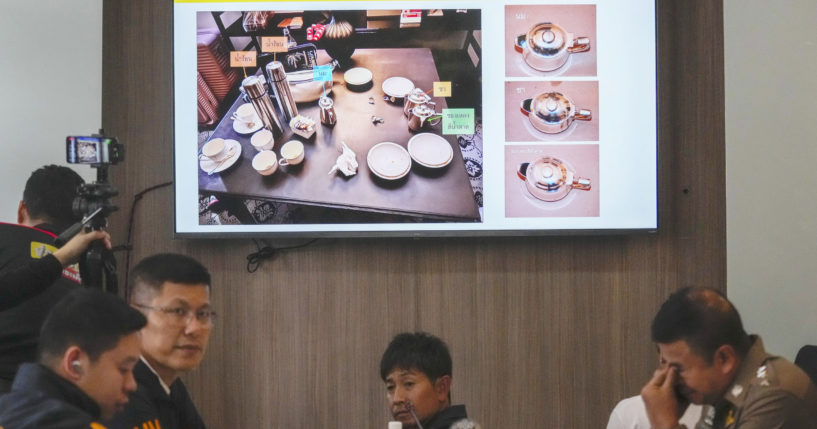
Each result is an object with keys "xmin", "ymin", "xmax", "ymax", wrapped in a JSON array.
[{"xmin": 133, "ymin": 303, "xmax": 217, "ymax": 327}]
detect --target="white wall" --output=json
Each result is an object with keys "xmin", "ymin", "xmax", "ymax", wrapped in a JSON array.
[
  {"xmin": 725, "ymin": 0, "xmax": 817, "ymax": 360},
  {"xmin": 0, "ymin": 0, "xmax": 102, "ymax": 224}
]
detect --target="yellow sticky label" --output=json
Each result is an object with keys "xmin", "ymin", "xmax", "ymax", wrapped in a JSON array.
[
  {"xmin": 261, "ymin": 37, "xmax": 288, "ymax": 53},
  {"xmin": 230, "ymin": 51, "xmax": 257, "ymax": 67},
  {"xmin": 30, "ymin": 241, "xmax": 56, "ymax": 259},
  {"xmin": 725, "ymin": 409, "xmax": 735, "ymax": 426},
  {"xmin": 433, "ymin": 81, "xmax": 452, "ymax": 97}
]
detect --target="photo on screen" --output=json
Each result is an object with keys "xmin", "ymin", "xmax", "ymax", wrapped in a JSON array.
[{"xmin": 194, "ymin": 9, "xmax": 483, "ymax": 226}]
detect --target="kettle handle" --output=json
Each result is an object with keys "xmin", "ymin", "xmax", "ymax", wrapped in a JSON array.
[
  {"xmin": 568, "ymin": 37, "xmax": 591, "ymax": 53},
  {"xmin": 514, "ymin": 34, "xmax": 526, "ymax": 53},
  {"xmin": 575, "ymin": 109, "xmax": 592, "ymax": 121},
  {"xmin": 572, "ymin": 177, "xmax": 592, "ymax": 190},
  {"xmin": 520, "ymin": 98, "xmax": 533, "ymax": 117}
]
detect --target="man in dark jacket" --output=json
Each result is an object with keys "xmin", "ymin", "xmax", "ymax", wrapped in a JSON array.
[
  {"xmin": 0, "ymin": 164, "xmax": 95, "ymax": 393},
  {"xmin": 0, "ymin": 288, "xmax": 146, "ymax": 429},
  {"xmin": 380, "ymin": 332, "xmax": 469, "ymax": 429},
  {"xmin": 107, "ymin": 254, "xmax": 213, "ymax": 429}
]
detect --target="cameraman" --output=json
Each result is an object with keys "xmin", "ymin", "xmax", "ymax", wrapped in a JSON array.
[{"xmin": 0, "ymin": 165, "xmax": 110, "ymax": 393}]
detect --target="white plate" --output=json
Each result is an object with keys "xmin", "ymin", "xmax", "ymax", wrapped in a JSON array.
[
  {"xmin": 381, "ymin": 76, "xmax": 414, "ymax": 99},
  {"xmin": 232, "ymin": 115, "xmax": 263, "ymax": 134},
  {"xmin": 407, "ymin": 133, "xmax": 453, "ymax": 168},
  {"xmin": 344, "ymin": 67, "xmax": 373, "ymax": 86},
  {"xmin": 200, "ymin": 139, "xmax": 242, "ymax": 174},
  {"xmin": 367, "ymin": 142, "xmax": 411, "ymax": 180}
]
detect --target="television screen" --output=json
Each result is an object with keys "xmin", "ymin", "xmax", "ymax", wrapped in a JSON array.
[{"xmin": 173, "ymin": 0, "xmax": 656, "ymax": 237}]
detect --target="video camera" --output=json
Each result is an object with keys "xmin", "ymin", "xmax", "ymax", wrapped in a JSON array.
[{"xmin": 57, "ymin": 131, "xmax": 124, "ymax": 293}]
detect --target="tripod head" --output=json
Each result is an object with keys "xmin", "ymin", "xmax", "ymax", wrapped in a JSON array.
[{"xmin": 56, "ymin": 131, "xmax": 123, "ymax": 293}]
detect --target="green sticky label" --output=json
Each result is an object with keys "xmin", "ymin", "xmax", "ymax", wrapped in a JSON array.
[
  {"xmin": 442, "ymin": 108, "xmax": 474, "ymax": 135},
  {"xmin": 313, "ymin": 65, "xmax": 333, "ymax": 82}
]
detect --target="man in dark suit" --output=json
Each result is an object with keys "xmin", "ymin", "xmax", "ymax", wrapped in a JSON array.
[{"xmin": 107, "ymin": 254, "xmax": 213, "ymax": 429}]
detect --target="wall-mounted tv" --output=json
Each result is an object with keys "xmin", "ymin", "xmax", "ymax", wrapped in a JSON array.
[{"xmin": 173, "ymin": 0, "xmax": 656, "ymax": 237}]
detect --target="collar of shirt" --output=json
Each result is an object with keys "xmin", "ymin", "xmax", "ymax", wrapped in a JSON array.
[{"xmin": 140, "ymin": 356, "xmax": 171, "ymax": 395}]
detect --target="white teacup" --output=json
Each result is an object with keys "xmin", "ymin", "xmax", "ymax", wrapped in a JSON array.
[
  {"xmin": 278, "ymin": 140, "xmax": 305, "ymax": 166},
  {"xmin": 231, "ymin": 103, "xmax": 257, "ymax": 127},
  {"xmin": 201, "ymin": 138, "xmax": 228, "ymax": 161},
  {"xmin": 252, "ymin": 150, "xmax": 278, "ymax": 176},
  {"xmin": 250, "ymin": 129, "xmax": 274, "ymax": 151}
]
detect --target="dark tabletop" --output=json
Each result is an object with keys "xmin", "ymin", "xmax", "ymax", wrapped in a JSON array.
[{"xmin": 198, "ymin": 48, "xmax": 480, "ymax": 222}]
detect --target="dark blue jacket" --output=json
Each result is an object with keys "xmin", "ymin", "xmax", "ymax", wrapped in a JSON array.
[{"xmin": 0, "ymin": 363, "xmax": 103, "ymax": 429}]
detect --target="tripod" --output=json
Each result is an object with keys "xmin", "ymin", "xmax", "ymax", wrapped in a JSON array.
[{"xmin": 55, "ymin": 165, "xmax": 119, "ymax": 294}]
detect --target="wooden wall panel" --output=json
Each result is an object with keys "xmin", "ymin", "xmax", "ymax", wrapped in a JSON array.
[{"xmin": 102, "ymin": 1, "xmax": 724, "ymax": 427}]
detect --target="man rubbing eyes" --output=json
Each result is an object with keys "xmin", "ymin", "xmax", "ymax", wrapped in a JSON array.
[{"xmin": 107, "ymin": 253, "xmax": 214, "ymax": 429}]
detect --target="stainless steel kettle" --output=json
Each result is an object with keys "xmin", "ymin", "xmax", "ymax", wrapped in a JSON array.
[
  {"xmin": 407, "ymin": 103, "xmax": 440, "ymax": 133},
  {"xmin": 403, "ymin": 88, "xmax": 434, "ymax": 118}
]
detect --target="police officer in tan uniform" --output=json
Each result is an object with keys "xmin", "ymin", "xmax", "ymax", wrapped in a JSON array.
[{"xmin": 640, "ymin": 287, "xmax": 817, "ymax": 429}]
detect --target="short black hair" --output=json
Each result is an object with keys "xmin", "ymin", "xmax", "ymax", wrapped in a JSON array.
[
  {"xmin": 38, "ymin": 289, "xmax": 147, "ymax": 363},
  {"xmin": 23, "ymin": 165, "xmax": 85, "ymax": 231},
  {"xmin": 380, "ymin": 332, "xmax": 452, "ymax": 382},
  {"xmin": 651, "ymin": 287, "xmax": 751, "ymax": 363},
  {"xmin": 128, "ymin": 253, "xmax": 211, "ymax": 303}
]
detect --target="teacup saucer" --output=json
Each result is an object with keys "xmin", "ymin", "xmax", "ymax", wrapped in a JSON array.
[
  {"xmin": 200, "ymin": 139, "xmax": 242, "ymax": 174},
  {"xmin": 232, "ymin": 115, "xmax": 263, "ymax": 134}
]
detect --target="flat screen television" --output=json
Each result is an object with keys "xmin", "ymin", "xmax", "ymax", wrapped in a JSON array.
[{"xmin": 173, "ymin": 0, "xmax": 657, "ymax": 237}]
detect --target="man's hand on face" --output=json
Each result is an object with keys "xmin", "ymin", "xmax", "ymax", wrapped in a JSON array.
[{"xmin": 641, "ymin": 365, "xmax": 682, "ymax": 429}]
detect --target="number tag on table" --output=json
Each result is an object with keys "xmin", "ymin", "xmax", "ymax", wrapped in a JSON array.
[
  {"xmin": 261, "ymin": 37, "xmax": 288, "ymax": 53},
  {"xmin": 313, "ymin": 65, "xmax": 333, "ymax": 82},
  {"xmin": 434, "ymin": 81, "xmax": 452, "ymax": 97},
  {"xmin": 230, "ymin": 51, "xmax": 257, "ymax": 68}
]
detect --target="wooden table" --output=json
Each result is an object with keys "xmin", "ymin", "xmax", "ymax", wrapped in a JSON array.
[{"xmin": 198, "ymin": 48, "xmax": 480, "ymax": 222}]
